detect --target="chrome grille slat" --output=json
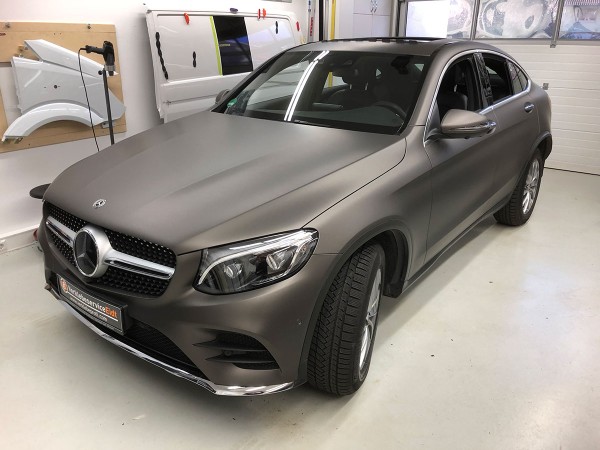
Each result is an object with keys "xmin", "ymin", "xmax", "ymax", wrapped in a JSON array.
[{"xmin": 46, "ymin": 216, "xmax": 75, "ymax": 246}]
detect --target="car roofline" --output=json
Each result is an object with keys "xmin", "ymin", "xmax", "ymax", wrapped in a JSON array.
[
  {"xmin": 325, "ymin": 37, "xmax": 444, "ymax": 43},
  {"xmin": 293, "ymin": 38, "xmax": 486, "ymax": 57}
]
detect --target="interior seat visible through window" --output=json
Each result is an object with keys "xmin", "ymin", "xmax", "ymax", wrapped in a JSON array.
[
  {"xmin": 328, "ymin": 62, "xmax": 377, "ymax": 109},
  {"xmin": 436, "ymin": 59, "xmax": 481, "ymax": 121},
  {"xmin": 482, "ymin": 55, "xmax": 513, "ymax": 104}
]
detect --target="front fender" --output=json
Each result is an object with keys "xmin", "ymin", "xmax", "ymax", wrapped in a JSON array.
[
  {"xmin": 2, "ymin": 103, "xmax": 103, "ymax": 141},
  {"xmin": 297, "ymin": 138, "xmax": 433, "ymax": 383}
]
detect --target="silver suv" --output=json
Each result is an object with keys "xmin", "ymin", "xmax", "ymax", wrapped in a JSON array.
[{"xmin": 40, "ymin": 38, "xmax": 551, "ymax": 396}]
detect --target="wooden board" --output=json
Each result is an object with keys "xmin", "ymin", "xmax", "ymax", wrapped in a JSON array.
[{"xmin": 0, "ymin": 22, "xmax": 126, "ymax": 153}]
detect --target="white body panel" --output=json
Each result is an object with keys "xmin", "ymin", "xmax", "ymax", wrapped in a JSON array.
[
  {"xmin": 3, "ymin": 103, "xmax": 104, "ymax": 141},
  {"xmin": 3, "ymin": 39, "xmax": 125, "ymax": 142},
  {"xmin": 145, "ymin": 3, "xmax": 303, "ymax": 122}
]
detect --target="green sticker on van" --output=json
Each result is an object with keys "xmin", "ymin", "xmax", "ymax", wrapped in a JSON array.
[{"xmin": 227, "ymin": 98, "xmax": 237, "ymax": 107}]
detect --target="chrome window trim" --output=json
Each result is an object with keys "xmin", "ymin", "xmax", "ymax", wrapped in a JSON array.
[
  {"xmin": 424, "ymin": 49, "xmax": 532, "ymax": 144},
  {"xmin": 46, "ymin": 215, "xmax": 175, "ymax": 280},
  {"xmin": 54, "ymin": 297, "xmax": 294, "ymax": 396}
]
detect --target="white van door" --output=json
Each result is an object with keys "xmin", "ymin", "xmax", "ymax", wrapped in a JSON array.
[{"xmin": 145, "ymin": 5, "xmax": 302, "ymax": 122}]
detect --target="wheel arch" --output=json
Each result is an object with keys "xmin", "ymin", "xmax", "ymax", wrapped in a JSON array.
[
  {"xmin": 371, "ymin": 229, "xmax": 408, "ymax": 298},
  {"xmin": 535, "ymin": 132, "xmax": 552, "ymax": 161},
  {"xmin": 298, "ymin": 220, "xmax": 412, "ymax": 384}
]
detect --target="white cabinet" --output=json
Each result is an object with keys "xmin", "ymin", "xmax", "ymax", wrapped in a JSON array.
[
  {"xmin": 349, "ymin": 0, "xmax": 392, "ymax": 37},
  {"xmin": 354, "ymin": 0, "xmax": 374, "ymax": 15},
  {"xmin": 372, "ymin": 14, "xmax": 392, "ymax": 35},
  {"xmin": 374, "ymin": 0, "xmax": 393, "ymax": 16}
]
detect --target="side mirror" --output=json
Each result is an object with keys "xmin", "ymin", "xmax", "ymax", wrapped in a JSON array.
[
  {"xmin": 215, "ymin": 89, "xmax": 230, "ymax": 104},
  {"xmin": 440, "ymin": 110, "xmax": 496, "ymax": 139}
]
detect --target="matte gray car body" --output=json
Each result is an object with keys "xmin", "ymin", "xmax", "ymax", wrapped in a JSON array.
[{"xmin": 39, "ymin": 38, "xmax": 552, "ymax": 395}]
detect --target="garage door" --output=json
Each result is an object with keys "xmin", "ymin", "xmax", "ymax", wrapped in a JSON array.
[
  {"xmin": 403, "ymin": 0, "xmax": 600, "ymax": 175},
  {"xmin": 491, "ymin": 42, "xmax": 600, "ymax": 176}
]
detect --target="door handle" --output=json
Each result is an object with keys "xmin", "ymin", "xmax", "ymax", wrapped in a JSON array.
[{"xmin": 524, "ymin": 102, "xmax": 535, "ymax": 113}]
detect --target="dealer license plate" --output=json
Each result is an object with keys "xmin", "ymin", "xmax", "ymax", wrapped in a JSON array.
[{"xmin": 58, "ymin": 276, "xmax": 125, "ymax": 334}]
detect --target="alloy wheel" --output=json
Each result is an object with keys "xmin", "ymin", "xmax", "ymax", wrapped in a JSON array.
[
  {"xmin": 522, "ymin": 159, "xmax": 540, "ymax": 215},
  {"xmin": 359, "ymin": 268, "xmax": 382, "ymax": 373}
]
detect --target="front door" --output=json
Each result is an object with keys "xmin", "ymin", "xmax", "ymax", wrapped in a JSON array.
[{"xmin": 423, "ymin": 55, "xmax": 499, "ymax": 260}]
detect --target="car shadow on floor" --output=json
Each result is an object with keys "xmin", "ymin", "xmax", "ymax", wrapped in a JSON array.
[{"xmin": 376, "ymin": 216, "xmax": 499, "ymax": 339}]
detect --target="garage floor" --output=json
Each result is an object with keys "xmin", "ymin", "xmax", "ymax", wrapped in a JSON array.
[{"xmin": 1, "ymin": 168, "xmax": 599, "ymax": 449}]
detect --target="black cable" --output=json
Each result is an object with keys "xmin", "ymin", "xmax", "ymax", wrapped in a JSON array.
[{"xmin": 78, "ymin": 48, "xmax": 100, "ymax": 152}]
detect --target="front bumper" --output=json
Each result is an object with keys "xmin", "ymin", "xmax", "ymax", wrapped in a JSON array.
[
  {"xmin": 39, "ymin": 223, "xmax": 338, "ymax": 395},
  {"xmin": 50, "ymin": 289, "xmax": 293, "ymax": 395}
]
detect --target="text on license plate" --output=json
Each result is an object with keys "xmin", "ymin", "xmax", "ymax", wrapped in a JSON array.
[{"xmin": 58, "ymin": 276, "xmax": 124, "ymax": 334}]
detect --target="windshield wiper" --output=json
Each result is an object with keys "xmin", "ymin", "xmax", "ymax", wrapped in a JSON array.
[{"xmin": 291, "ymin": 119, "xmax": 333, "ymax": 128}]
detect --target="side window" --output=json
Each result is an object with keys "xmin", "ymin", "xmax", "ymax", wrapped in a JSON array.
[
  {"xmin": 517, "ymin": 70, "xmax": 528, "ymax": 91},
  {"xmin": 436, "ymin": 57, "xmax": 482, "ymax": 121},
  {"xmin": 507, "ymin": 61, "xmax": 528, "ymax": 94},
  {"xmin": 482, "ymin": 55, "xmax": 513, "ymax": 104},
  {"xmin": 213, "ymin": 16, "xmax": 253, "ymax": 75},
  {"xmin": 474, "ymin": 52, "xmax": 493, "ymax": 106}
]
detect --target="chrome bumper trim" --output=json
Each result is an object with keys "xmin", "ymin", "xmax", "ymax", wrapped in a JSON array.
[{"xmin": 50, "ymin": 288, "xmax": 294, "ymax": 396}]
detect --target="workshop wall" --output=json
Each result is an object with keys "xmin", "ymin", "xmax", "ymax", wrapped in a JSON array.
[{"xmin": 0, "ymin": 0, "xmax": 308, "ymax": 251}]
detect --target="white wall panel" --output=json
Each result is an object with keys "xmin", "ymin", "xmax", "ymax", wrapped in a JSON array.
[
  {"xmin": 0, "ymin": 0, "xmax": 308, "ymax": 246},
  {"xmin": 490, "ymin": 41, "xmax": 600, "ymax": 175}
]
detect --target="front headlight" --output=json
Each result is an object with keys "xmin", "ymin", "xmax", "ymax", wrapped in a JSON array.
[{"xmin": 194, "ymin": 230, "xmax": 318, "ymax": 294}]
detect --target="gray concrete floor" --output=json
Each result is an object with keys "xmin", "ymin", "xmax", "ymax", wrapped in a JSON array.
[{"xmin": 1, "ymin": 168, "xmax": 599, "ymax": 449}]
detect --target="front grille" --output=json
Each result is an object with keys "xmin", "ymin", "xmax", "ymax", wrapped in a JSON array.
[
  {"xmin": 105, "ymin": 229, "xmax": 177, "ymax": 268},
  {"xmin": 49, "ymin": 230, "xmax": 75, "ymax": 266},
  {"xmin": 45, "ymin": 203, "xmax": 176, "ymax": 297},
  {"xmin": 48, "ymin": 203, "xmax": 87, "ymax": 231},
  {"xmin": 195, "ymin": 332, "xmax": 280, "ymax": 371},
  {"xmin": 88, "ymin": 267, "xmax": 169, "ymax": 298}
]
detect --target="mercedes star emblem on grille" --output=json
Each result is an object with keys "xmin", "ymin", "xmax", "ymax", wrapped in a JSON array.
[
  {"xmin": 74, "ymin": 229, "xmax": 99, "ymax": 277},
  {"xmin": 93, "ymin": 199, "xmax": 107, "ymax": 209}
]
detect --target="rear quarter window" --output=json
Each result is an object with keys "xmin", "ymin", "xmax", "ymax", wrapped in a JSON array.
[{"xmin": 508, "ymin": 61, "xmax": 528, "ymax": 94}]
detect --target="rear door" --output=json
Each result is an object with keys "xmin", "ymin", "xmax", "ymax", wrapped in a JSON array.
[{"xmin": 476, "ymin": 52, "xmax": 540, "ymax": 204}]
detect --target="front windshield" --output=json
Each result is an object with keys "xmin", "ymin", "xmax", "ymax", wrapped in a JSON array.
[{"xmin": 216, "ymin": 50, "xmax": 429, "ymax": 134}]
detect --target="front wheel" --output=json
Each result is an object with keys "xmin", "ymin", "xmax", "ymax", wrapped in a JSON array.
[
  {"xmin": 307, "ymin": 243, "xmax": 385, "ymax": 395},
  {"xmin": 494, "ymin": 150, "xmax": 543, "ymax": 226}
]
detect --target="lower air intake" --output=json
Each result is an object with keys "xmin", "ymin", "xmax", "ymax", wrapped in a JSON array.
[{"xmin": 195, "ymin": 332, "xmax": 279, "ymax": 370}]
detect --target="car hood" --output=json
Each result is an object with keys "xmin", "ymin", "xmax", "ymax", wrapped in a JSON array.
[{"xmin": 45, "ymin": 112, "xmax": 406, "ymax": 254}]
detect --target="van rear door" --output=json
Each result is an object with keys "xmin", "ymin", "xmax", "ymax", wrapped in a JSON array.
[{"xmin": 145, "ymin": 5, "xmax": 302, "ymax": 122}]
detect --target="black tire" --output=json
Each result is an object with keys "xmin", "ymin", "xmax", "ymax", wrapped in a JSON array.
[
  {"xmin": 494, "ymin": 150, "xmax": 543, "ymax": 226},
  {"xmin": 307, "ymin": 243, "xmax": 385, "ymax": 396}
]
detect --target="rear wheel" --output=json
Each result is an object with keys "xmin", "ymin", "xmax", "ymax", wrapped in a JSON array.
[
  {"xmin": 494, "ymin": 150, "xmax": 543, "ymax": 226},
  {"xmin": 307, "ymin": 243, "xmax": 384, "ymax": 395}
]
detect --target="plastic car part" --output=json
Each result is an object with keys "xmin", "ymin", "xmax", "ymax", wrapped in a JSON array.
[
  {"xmin": 3, "ymin": 103, "xmax": 105, "ymax": 140},
  {"xmin": 2, "ymin": 39, "xmax": 125, "ymax": 142}
]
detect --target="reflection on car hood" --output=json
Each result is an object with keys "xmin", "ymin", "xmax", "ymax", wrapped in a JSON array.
[{"xmin": 45, "ymin": 112, "xmax": 406, "ymax": 253}]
